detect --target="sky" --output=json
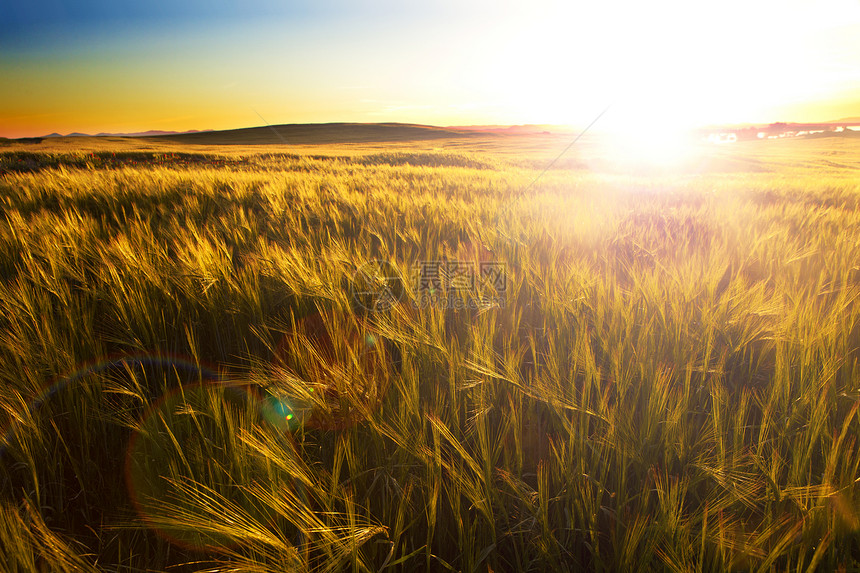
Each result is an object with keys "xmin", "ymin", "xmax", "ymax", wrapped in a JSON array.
[{"xmin": 1, "ymin": 0, "xmax": 859, "ymax": 138}]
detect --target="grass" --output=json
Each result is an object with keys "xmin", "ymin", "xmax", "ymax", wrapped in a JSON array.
[{"xmin": 0, "ymin": 133, "xmax": 859, "ymax": 571}]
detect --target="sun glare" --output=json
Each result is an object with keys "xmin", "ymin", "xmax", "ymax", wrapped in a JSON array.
[
  {"xmin": 591, "ymin": 93, "xmax": 703, "ymax": 169},
  {"xmin": 474, "ymin": 0, "xmax": 858, "ymax": 133},
  {"xmin": 604, "ymin": 125, "xmax": 698, "ymax": 169}
]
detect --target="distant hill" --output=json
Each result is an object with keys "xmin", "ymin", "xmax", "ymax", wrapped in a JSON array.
[
  {"xmin": 446, "ymin": 124, "xmax": 559, "ymax": 134},
  {"xmin": 147, "ymin": 123, "xmax": 483, "ymax": 145},
  {"xmin": 43, "ymin": 132, "xmax": 93, "ymax": 138},
  {"xmin": 42, "ymin": 129, "xmax": 213, "ymax": 138}
]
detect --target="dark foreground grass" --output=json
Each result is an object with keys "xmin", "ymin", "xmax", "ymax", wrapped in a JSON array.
[{"xmin": 1, "ymin": 137, "xmax": 860, "ymax": 571}]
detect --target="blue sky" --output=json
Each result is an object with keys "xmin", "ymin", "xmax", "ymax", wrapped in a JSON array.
[{"xmin": 2, "ymin": 0, "xmax": 859, "ymax": 137}]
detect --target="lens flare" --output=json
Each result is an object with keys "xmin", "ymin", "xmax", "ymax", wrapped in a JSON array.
[
  {"xmin": 0, "ymin": 353, "xmax": 218, "ymax": 459},
  {"xmin": 260, "ymin": 393, "xmax": 304, "ymax": 431},
  {"xmin": 272, "ymin": 310, "xmax": 396, "ymax": 432},
  {"xmin": 124, "ymin": 381, "xmax": 260, "ymax": 552}
]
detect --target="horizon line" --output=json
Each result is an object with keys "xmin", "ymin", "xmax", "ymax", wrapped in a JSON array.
[{"xmin": 5, "ymin": 117, "xmax": 860, "ymax": 141}]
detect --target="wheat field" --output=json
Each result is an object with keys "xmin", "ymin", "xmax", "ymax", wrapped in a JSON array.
[{"xmin": 1, "ymin": 134, "xmax": 860, "ymax": 571}]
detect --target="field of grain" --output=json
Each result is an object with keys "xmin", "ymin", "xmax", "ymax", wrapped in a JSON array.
[{"xmin": 1, "ymin": 133, "xmax": 860, "ymax": 571}]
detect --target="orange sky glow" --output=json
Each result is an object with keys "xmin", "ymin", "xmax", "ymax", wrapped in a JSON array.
[{"xmin": 1, "ymin": 0, "xmax": 859, "ymax": 138}]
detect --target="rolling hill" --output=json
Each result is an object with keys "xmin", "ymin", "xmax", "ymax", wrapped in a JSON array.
[{"xmin": 145, "ymin": 122, "xmax": 485, "ymax": 145}]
